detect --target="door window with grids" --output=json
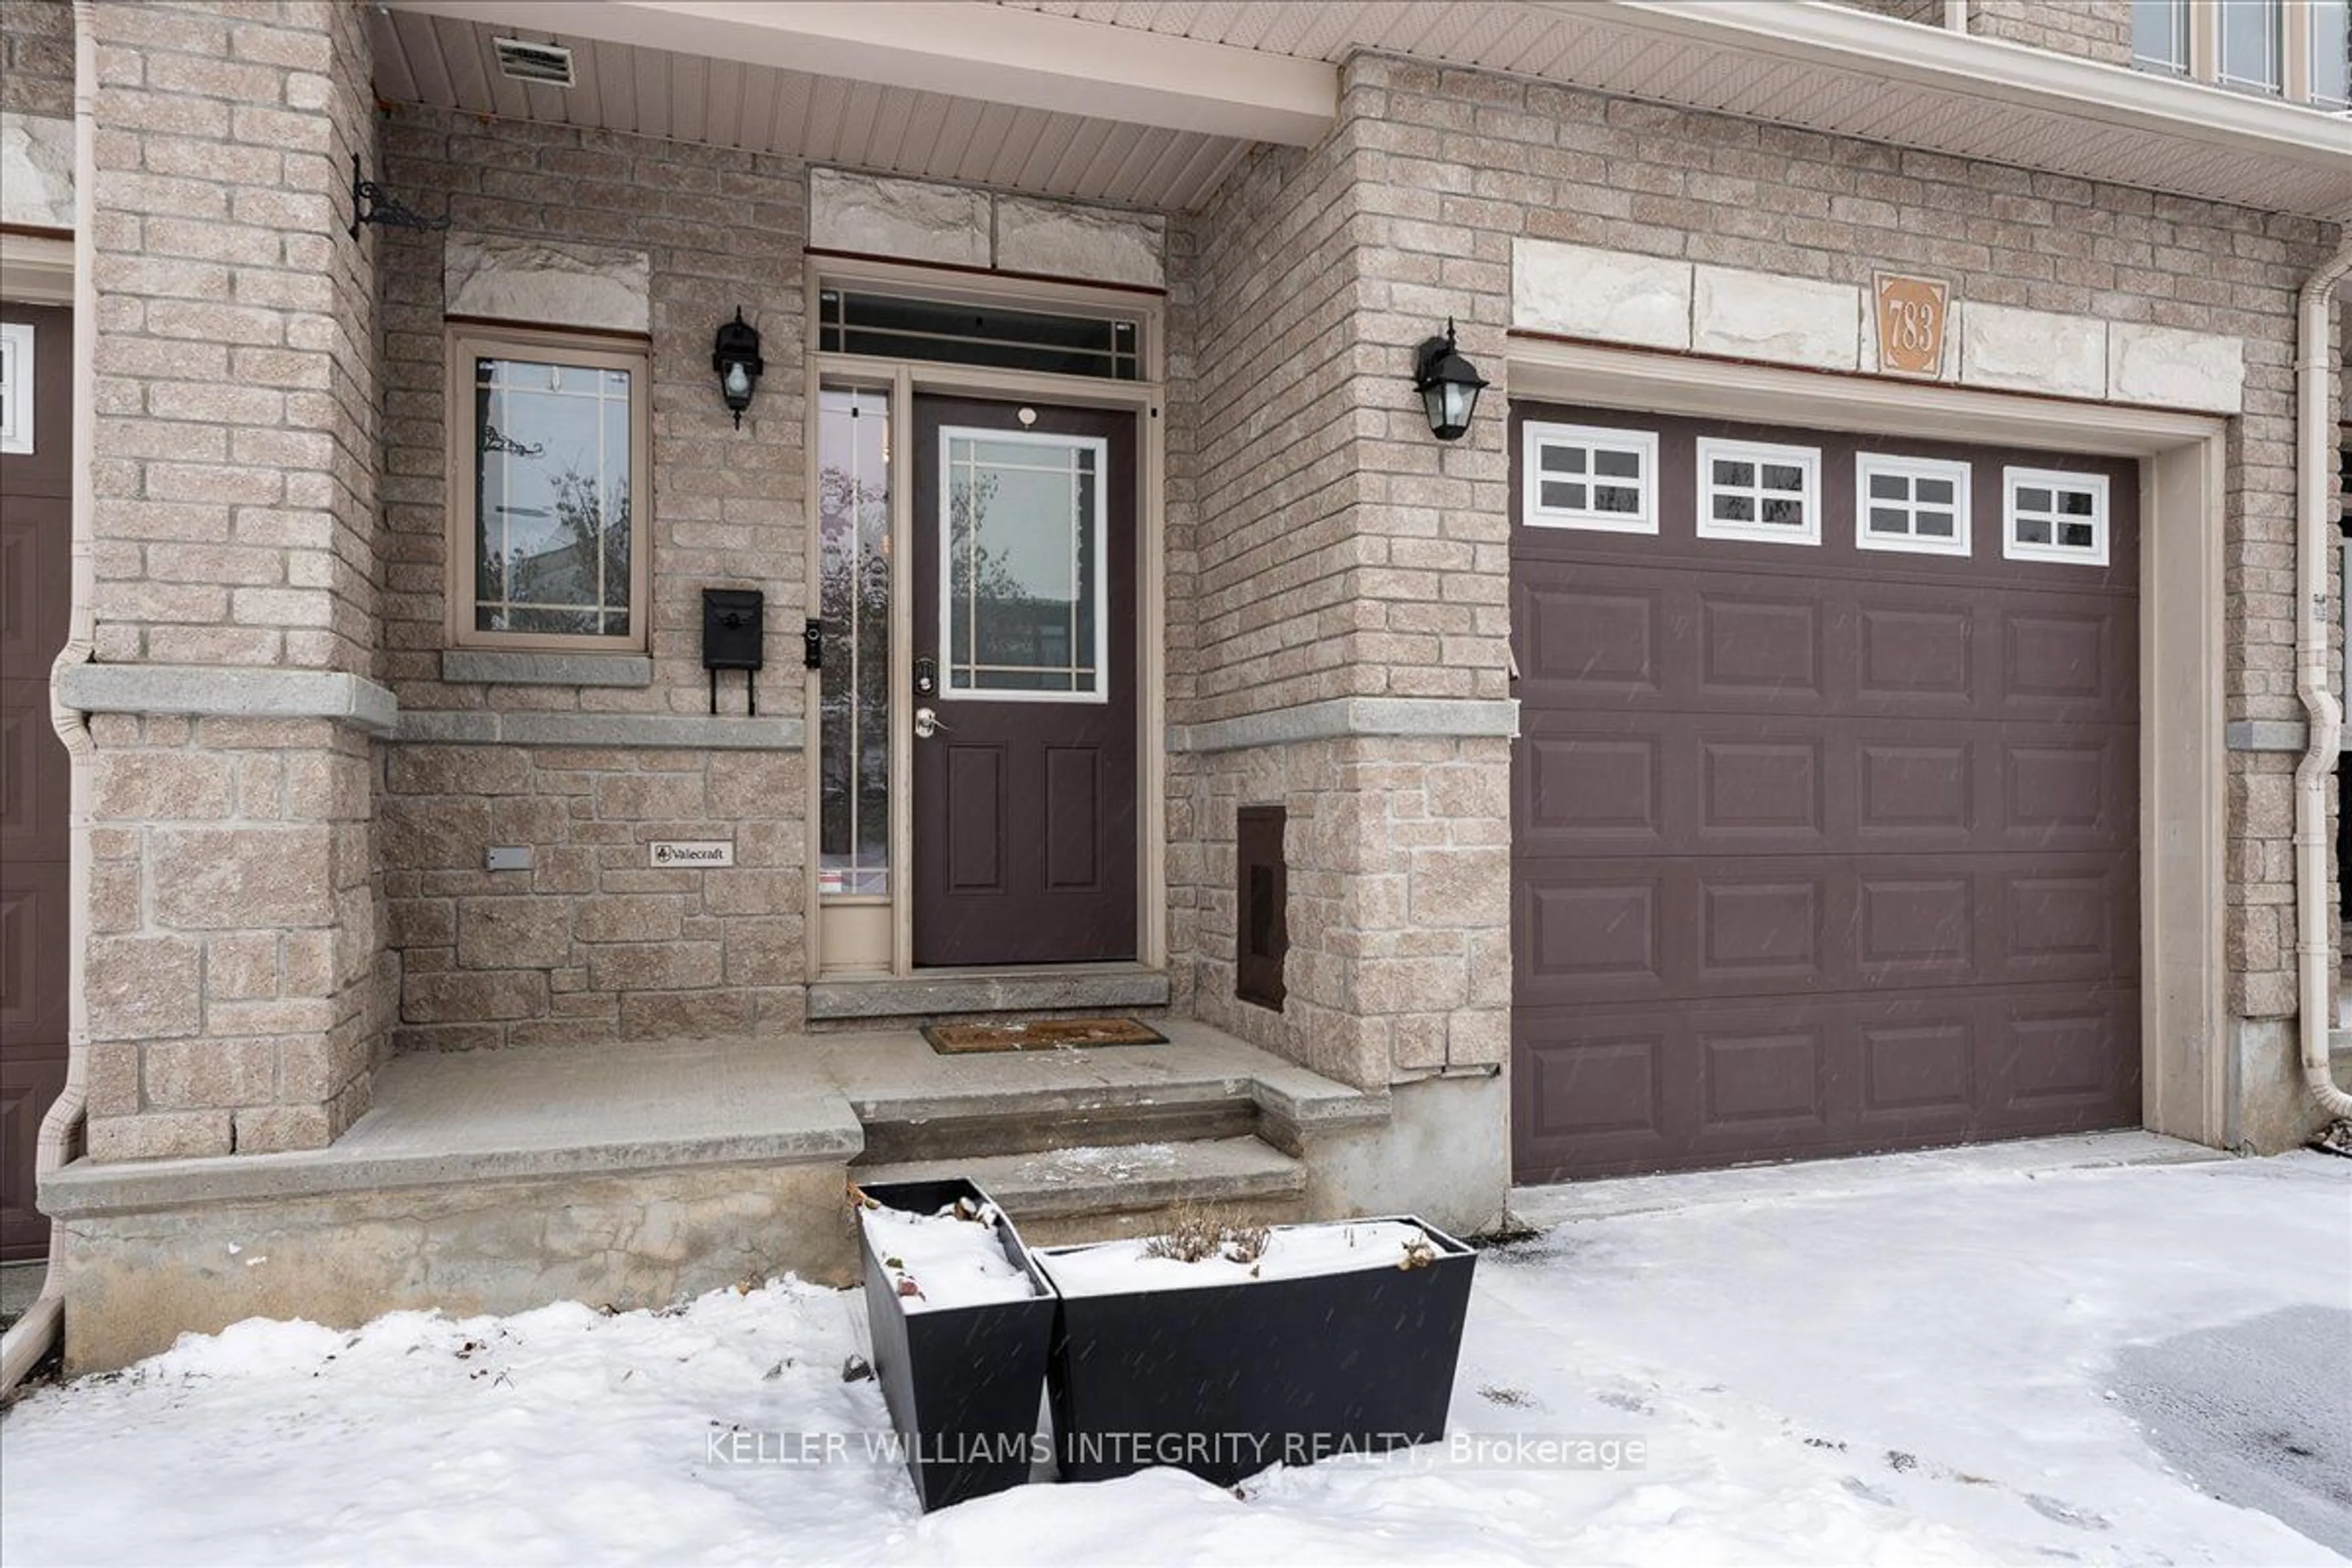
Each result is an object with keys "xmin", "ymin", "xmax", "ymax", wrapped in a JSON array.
[
  {"xmin": 1856, "ymin": 454, "xmax": 1972, "ymax": 557},
  {"xmin": 938, "ymin": 428, "xmax": 1108, "ymax": 701}
]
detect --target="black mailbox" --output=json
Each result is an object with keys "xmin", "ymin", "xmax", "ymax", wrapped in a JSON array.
[{"xmin": 702, "ymin": 589, "xmax": 765, "ymax": 671}]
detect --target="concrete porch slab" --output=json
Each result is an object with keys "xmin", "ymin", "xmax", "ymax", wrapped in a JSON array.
[{"xmin": 41, "ymin": 1020, "xmax": 1385, "ymax": 1222}]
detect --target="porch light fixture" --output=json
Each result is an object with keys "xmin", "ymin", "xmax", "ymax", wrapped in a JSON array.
[
  {"xmin": 712, "ymin": 307, "xmax": 764, "ymax": 428},
  {"xmin": 1412, "ymin": 318, "xmax": 1488, "ymax": 442}
]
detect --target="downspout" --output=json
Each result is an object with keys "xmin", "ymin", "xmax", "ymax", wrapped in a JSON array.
[
  {"xmin": 2294, "ymin": 230, "xmax": 2352, "ymax": 1123},
  {"xmin": 0, "ymin": 0, "xmax": 97, "ymax": 1395},
  {"xmin": 1943, "ymin": 0, "xmax": 1967, "ymax": 32}
]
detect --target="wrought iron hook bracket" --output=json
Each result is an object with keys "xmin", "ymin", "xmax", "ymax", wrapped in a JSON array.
[{"xmin": 349, "ymin": 154, "xmax": 450, "ymax": 241}]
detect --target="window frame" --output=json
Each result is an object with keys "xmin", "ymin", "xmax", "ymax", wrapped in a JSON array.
[
  {"xmin": 1855, "ymin": 452, "xmax": 1973, "ymax": 558},
  {"xmin": 1521, "ymin": 421, "xmax": 1660, "ymax": 534},
  {"xmin": 0, "ymin": 321, "xmax": 32, "ymax": 456},
  {"xmin": 935, "ymin": 423, "xmax": 1113, "ymax": 706},
  {"xmin": 2132, "ymin": 0, "xmax": 2193, "ymax": 75},
  {"xmin": 2217, "ymin": 0, "xmax": 2286, "ymax": 94},
  {"xmin": 444, "ymin": 323, "xmax": 652, "ymax": 654},
  {"xmin": 2002, "ymin": 466, "xmax": 2111, "ymax": 567},
  {"xmin": 1693, "ymin": 436, "xmax": 1823, "ymax": 547}
]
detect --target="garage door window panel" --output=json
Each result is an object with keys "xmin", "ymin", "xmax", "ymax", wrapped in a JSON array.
[
  {"xmin": 2005, "ymin": 469, "xmax": 2109, "ymax": 565},
  {"xmin": 1695, "ymin": 438, "xmax": 1821, "ymax": 546},
  {"xmin": 1856, "ymin": 454, "xmax": 1971, "ymax": 557},
  {"xmin": 1523, "ymin": 423, "xmax": 1657, "ymax": 533}
]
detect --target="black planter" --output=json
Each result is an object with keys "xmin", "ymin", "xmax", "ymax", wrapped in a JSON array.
[
  {"xmin": 1035, "ymin": 1216, "xmax": 1477, "ymax": 1488},
  {"xmin": 854, "ymin": 1178, "xmax": 1055, "ymax": 1512}
]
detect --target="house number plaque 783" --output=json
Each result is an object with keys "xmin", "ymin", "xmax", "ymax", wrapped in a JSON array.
[{"xmin": 1872, "ymin": 273, "xmax": 1950, "ymax": 379}]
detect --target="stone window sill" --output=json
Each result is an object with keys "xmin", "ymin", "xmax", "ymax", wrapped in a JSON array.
[{"xmin": 440, "ymin": 649, "xmax": 655, "ymax": 688}]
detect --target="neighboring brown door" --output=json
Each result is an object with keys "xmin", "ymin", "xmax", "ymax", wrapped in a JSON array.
[
  {"xmin": 1, "ymin": 303, "xmax": 72, "ymax": 1261},
  {"xmin": 911, "ymin": 396, "xmax": 1137, "ymax": 965},
  {"xmin": 1511, "ymin": 404, "xmax": 2140, "ymax": 1183}
]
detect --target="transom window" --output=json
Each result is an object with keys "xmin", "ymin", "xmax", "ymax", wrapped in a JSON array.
[
  {"xmin": 1522, "ymin": 422, "xmax": 1657, "ymax": 533},
  {"xmin": 1856, "ymin": 454, "xmax": 1972, "ymax": 557},
  {"xmin": 940, "ymin": 427, "xmax": 1108, "ymax": 701},
  {"xmin": 449, "ymin": 328, "xmax": 650, "ymax": 649},
  {"xmin": 2004, "ymin": 468, "xmax": 2110, "ymax": 566},
  {"xmin": 0, "ymin": 322, "xmax": 31, "ymax": 456},
  {"xmin": 820, "ymin": 289, "xmax": 1142, "ymax": 380},
  {"xmin": 1695, "ymin": 438, "xmax": 1820, "ymax": 546}
]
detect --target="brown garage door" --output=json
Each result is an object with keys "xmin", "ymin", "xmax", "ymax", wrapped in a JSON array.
[{"xmin": 1510, "ymin": 404, "xmax": 2139, "ymax": 1183}]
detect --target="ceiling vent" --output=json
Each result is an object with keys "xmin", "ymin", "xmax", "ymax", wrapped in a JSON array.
[{"xmin": 492, "ymin": 37, "xmax": 575, "ymax": 88}]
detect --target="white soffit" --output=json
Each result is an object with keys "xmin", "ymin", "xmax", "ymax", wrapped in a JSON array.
[
  {"xmin": 1008, "ymin": 0, "xmax": 2352, "ymax": 220},
  {"xmin": 368, "ymin": 5, "xmax": 1269, "ymax": 211}
]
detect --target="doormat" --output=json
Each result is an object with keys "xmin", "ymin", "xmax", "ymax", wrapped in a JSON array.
[{"xmin": 922, "ymin": 1017, "xmax": 1169, "ymax": 1054}]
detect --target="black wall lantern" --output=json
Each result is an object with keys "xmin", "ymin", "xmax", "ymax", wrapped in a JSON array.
[
  {"xmin": 1412, "ymin": 318, "xmax": 1488, "ymax": 442},
  {"xmin": 712, "ymin": 307, "xmax": 764, "ymax": 428}
]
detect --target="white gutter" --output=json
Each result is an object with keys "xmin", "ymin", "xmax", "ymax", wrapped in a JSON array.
[
  {"xmin": 2295, "ymin": 234, "xmax": 2352, "ymax": 1125},
  {"xmin": 0, "ymin": 0, "xmax": 96, "ymax": 1396}
]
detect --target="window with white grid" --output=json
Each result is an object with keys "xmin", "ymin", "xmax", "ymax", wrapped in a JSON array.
[
  {"xmin": 0, "ymin": 323, "xmax": 31, "ymax": 456},
  {"xmin": 1521, "ymin": 423, "xmax": 1657, "ymax": 534},
  {"xmin": 2003, "ymin": 468, "xmax": 2110, "ymax": 566},
  {"xmin": 1694, "ymin": 438, "xmax": 1820, "ymax": 546},
  {"xmin": 1855, "ymin": 453, "xmax": 1971, "ymax": 558}
]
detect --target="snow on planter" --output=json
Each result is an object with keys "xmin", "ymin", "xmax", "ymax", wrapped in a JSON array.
[
  {"xmin": 853, "ymin": 1179, "xmax": 1055, "ymax": 1512},
  {"xmin": 1033, "ymin": 1215, "xmax": 1478, "ymax": 1488}
]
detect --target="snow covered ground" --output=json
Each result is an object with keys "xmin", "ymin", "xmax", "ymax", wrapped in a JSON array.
[{"xmin": 3, "ymin": 1141, "xmax": 2346, "ymax": 1567}]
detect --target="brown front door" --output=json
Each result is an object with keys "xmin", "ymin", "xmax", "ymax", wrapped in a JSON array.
[
  {"xmin": 911, "ymin": 396, "xmax": 1137, "ymax": 966},
  {"xmin": 1, "ymin": 303, "xmax": 72, "ymax": 1261},
  {"xmin": 1511, "ymin": 404, "xmax": 2141, "ymax": 1183}
]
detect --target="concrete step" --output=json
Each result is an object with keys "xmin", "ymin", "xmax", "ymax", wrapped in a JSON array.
[
  {"xmin": 852, "ymin": 1079, "xmax": 1260, "ymax": 1164},
  {"xmin": 852, "ymin": 1134, "xmax": 1309, "ymax": 1247}
]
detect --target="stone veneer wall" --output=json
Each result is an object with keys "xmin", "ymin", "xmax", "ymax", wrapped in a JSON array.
[
  {"xmin": 1970, "ymin": 0, "xmax": 2134, "ymax": 64},
  {"xmin": 374, "ymin": 104, "xmax": 810, "ymax": 1049},
  {"xmin": 0, "ymin": 0, "xmax": 73, "ymax": 119},
  {"xmin": 80, "ymin": 0, "xmax": 391, "ymax": 1160}
]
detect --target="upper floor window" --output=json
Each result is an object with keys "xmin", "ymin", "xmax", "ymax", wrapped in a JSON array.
[
  {"xmin": 2218, "ymin": 0, "xmax": 2284, "ymax": 93},
  {"xmin": 448, "ymin": 325, "xmax": 650, "ymax": 650},
  {"xmin": 2313, "ymin": 0, "xmax": 2351, "ymax": 107},
  {"xmin": 2133, "ymin": 0, "xmax": 2190, "ymax": 74}
]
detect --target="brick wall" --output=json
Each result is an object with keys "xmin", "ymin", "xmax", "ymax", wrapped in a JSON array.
[
  {"xmin": 1166, "ymin": 75, "xmax": 1514, "ymax": 1090},
  {"xmin": 1972, "ymin": 0, "xmax": 2134, "ymax": 64},
  {"xmin": 1, "ymin": 0, "xmax": 73, "ymax": 119},
  {"xmin": 81, "ymin": 0, "xmax": 390, "ymax": 1159},
  {"xmin": 374, "ymin": 103, "xmax": 811, "ymax": 1048}
]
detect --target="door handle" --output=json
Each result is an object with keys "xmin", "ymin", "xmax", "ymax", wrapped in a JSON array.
[{"xmin": 914, "ymin": 706, "xmax": 951, "ymax": 739}]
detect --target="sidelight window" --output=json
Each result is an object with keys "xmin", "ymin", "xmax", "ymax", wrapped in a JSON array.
[
  {"xmin": 818, "ymin": 385, "xmax": 893, "ymax": 897},
  {"xmin": 939, "ymin": 428, "xmax": 1109, "ymax": 701}
]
